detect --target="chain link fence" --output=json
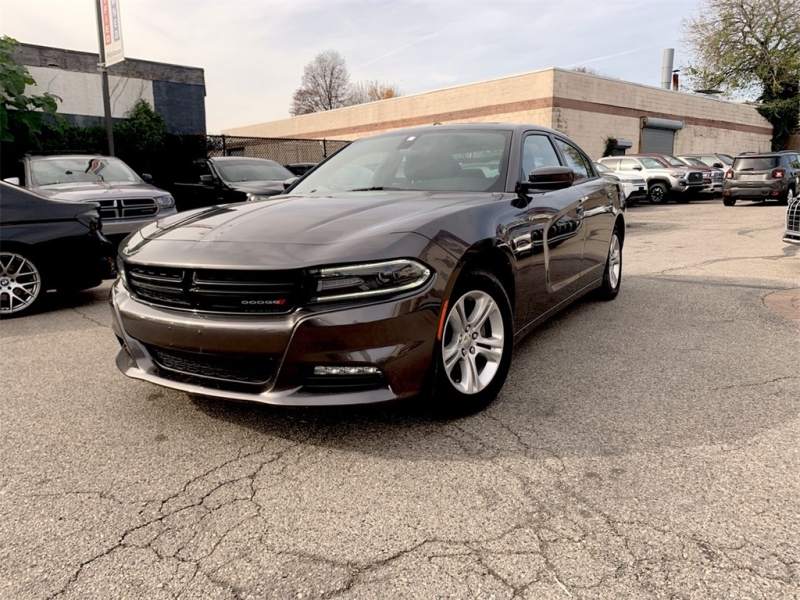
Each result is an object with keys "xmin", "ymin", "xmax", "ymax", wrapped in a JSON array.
[{"xmin": 207, "ymin": 135, "xmax": 350, "ymax": 164}]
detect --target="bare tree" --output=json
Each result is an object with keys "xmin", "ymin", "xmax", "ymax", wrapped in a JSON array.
[
  {"xmin": 349, "ymin": 80, "xmax": 403, "ymax": 104},
  {"xmin": 290, "ymin": 50, "xmax": 352, "ymax": 116},
  {"xmin": 682, "ymin": 0, "xmax": 800, "ymax": 149}
]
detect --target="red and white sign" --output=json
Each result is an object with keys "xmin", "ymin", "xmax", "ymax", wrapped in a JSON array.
[{"xmin": 101, "ymin": 0, "xmax": 124, "ymax": 67}]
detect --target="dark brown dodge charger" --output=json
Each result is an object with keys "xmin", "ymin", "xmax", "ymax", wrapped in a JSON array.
[{"xmin": 112, "ymin": 124, "xmax": 625, "ymax": 414}]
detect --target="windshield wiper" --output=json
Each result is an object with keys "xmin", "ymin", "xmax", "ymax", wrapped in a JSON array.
[{"xmin": 346, "ymin": 186, "xmax": 406, "ymax": 192}]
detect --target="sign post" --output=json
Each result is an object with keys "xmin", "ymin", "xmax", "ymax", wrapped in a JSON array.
[{"xmin": 95, "ymin": 0, "xmax": 124, "ymax": 156}]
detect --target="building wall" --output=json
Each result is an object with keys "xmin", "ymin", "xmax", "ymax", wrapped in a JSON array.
[
  {"xmin": 15, "ymin": 43, "xmax": 206, "ymax": 134},
  {"xmin": 223, "ymin": 69, "xmax": 557, "ymax": 140},
  {"xmin": 26, "ymin": 66, "xmax": 155, "ymax": 120},
  {"xmin": 224, "ymin": 67, "xmax": 772, "ymax": 159},
  {"xmin": 551, "ymin": 70, "xmax": 772, "ymax": 159}
]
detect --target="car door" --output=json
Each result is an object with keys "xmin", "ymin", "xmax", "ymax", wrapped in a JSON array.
[
  {"xmin": 553, "ymin": 137, "xmax": 616, "ymax": 281},
  {"xmin": 518, "ymin": 132, "xmax": 586, "ymax": 318}
]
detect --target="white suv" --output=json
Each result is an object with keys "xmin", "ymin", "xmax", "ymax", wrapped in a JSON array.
[{"xmin": 598, "ymin": 156, "xmax": 705, "ymax": 204}]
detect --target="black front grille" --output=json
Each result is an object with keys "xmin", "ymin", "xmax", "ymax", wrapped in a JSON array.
[
  {"xmin": 96, "ymin": 198, "xmax": 158, "ymax": 219},
  {"xmin": 787, "ymin": 197, "xmax": 800, "ymax": 233},
  {"xmin": 687, "ymin": 172, "xmax": 703, "ymax": 184},
  {"xmin": 126, "ymin": 264, "xmax": 304, "ymax": 314},
  {"xmin": 145, "ymin": 344, "xmax": 276, "ymax": 386}
]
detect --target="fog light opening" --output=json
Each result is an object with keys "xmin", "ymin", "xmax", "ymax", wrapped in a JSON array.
[{"xmin": 313, "ymin": 365, "xmax": 381, "ymax": 376}]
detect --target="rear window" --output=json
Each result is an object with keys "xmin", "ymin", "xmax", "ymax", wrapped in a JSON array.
[{"xmin": 733, "ymin": 156, "xmax": 780, "ymax": 171}]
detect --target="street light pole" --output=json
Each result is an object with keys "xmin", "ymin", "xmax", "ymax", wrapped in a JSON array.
[{"xmin": 95, "ymin": 0, "xmax": 115, "ymax": 156}]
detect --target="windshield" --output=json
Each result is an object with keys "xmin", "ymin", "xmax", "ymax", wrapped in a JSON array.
[
  {"xmin": 291, "ymin": 130, "xmax": 511, "ymax": 195},
  {"xmin": 639, "ymin": 157, "xmax": 668, "ymax": 169},
  {"xmin": 733, "ymin": 156, "xmax": 780, "ymax": 171},
  {"xmin": 662, "ymin": 155, "xmax": 686, "ymax": 167},
  {"xmin": 681, "ymin": 157, "xmax": 706, "ymax": 166},
  {"xmin": 214, "ymin": 160, "xmax": 293, "ymax": 183},
  {"xmin": 30, "ymin": 157, "xmax": 139, "ymax": 186}
]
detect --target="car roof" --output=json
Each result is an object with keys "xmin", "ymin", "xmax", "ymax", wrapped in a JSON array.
[
  {"xmin": 27, "ymin": 154, "xmax": 115, "ymax": 161},
  {"xmin": 734, "ymin": 153, "xmax": 782, "ymax": 158}
]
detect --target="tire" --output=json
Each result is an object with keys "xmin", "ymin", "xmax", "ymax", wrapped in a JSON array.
[
  {"xmin": 429, "ymin": 270, "xmax": 513, "ymax": 416},
  {"xmin": 597, "ymin": 226, "xmax": 623, "ymax": 301},
  {"xmin": 722, "ymin": 197, "xmax": 736, "ymax": 206},
  {"xmin": 648, "ymin": 182, "xmax": 668, "ymax": 204},
  {"xmin": 780, "ymin": 187, "xmax": 795, "ymax": 206},
  {"xmin": 0, "ymin": 251, "xmax": 44, "ymax": 318}
]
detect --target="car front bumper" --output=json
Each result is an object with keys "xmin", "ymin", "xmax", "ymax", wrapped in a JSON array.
[{"xmin": 110, "ymin": 279, "xmax": 440, "ymax": 406}]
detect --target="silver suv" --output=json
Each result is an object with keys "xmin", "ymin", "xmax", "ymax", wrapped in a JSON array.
[
  {"xmin": 598, "ymin": 156, "xmax": 705, "ymax": 204},
  {"xmin": 6, "ymin": 154, "xmax": 177, "ymax": 241}
]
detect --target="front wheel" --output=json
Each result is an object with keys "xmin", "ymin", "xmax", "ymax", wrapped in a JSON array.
[
  {"xmin": 0, "ymin": 251, "xmax": 44, "ymax": 317},
  {"xmin": 596, "ymin": 227, "xmax": 622, "ymax": 301},
  {"xmin": 430, "ymin": 270, "xmax": 513, "ymax": 416},
  {"xmin": 780, "ymin": 187, "xmax": 795, "ymax": 206},
  {"xmin": 648, "ymin": 183, "xmax": 668, "ymax": 204},
  {"xmin": 723, "ymin": 197, "xmax": 736, "ymax": 206}
]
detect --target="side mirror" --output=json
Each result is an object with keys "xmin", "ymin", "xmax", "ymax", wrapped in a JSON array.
[
  {"xmin": 141, "ymin": 173, "xmax": 153, "ymax": 183},
  {"xmin": 199, "ymin": 174, "xmax": 216, "ymax": 185},
  {"xmin": 520, "ymin": 166, "xmax": 575, "ymax": 192},
  {"xmin": 283, "ymin": 176, "xmax": 299, "ymax": 190},
  {"xmin": 3, "ymin": 177, "xmax": 20, "ymax": 185},
  {"xmin": 631, "ymin": 165, "xmax": 643, "ymax": 171},
  {"xmin": 713, "ymin": 162, "xmax": 723, "ymax": 168}
]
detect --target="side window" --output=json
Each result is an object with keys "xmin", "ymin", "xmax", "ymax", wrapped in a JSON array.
[
  {"xmin": 554, "ymin": 138, "xmax": 590, "ymax": 180},
  {"xmin": 619, "ymin": 158, "xmax": 640, "ymax": 171},
  {"xmin": 601, "ymin": 158, "xmax": 620, "ymax": 171},
  {"xmin": 521, "ymin": 134, "xmax": 560, "ymax": 180}
]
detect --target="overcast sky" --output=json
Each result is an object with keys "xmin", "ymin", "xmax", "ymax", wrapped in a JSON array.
[{"xmin": 2, "ymin": 0, "xmax": 700, "ymax": 132}]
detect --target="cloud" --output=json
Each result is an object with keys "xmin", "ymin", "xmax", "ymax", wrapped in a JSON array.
[{"xmin": 1, "ymin": 0, "xmax": 689, "ymax": 132}]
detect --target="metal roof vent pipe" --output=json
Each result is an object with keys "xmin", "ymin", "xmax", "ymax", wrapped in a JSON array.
[{"xmin": 661, "ymin": 49, "xmax": 675, "ymax": 90}]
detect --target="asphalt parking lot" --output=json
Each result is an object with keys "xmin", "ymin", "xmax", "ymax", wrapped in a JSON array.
[{"xmin": 1, "ymin": 199, "xmax": 798, "ymax": 599}]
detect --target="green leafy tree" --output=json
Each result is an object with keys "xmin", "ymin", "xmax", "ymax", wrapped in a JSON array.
[
  {"xmin": 682, "ymin": 0, "xmax": 800, "ymax": 150},
  {"xmin": 0, "ymin": 35, "xmax": 61, "ymax": 142},
  {"xmin": 113, "ymin": 99, "xmax": 167, "ymax": 174}
]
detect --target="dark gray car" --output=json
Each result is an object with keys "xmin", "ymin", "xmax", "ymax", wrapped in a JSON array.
[
  {"xmin": 723, "ymin": 151, "xmax": 800, "ymax": 206},
  {"xmin": 111, "ymin": 124, "xmax": 626, "ymax": 414},
  {"xmin": 6, "ymin": 154, "xmax": 177, "ymax": 240}
]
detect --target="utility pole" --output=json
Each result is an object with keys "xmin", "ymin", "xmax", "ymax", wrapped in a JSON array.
[{"xmin": 95, "ymin": 0, "xmax": 115, "ymax": 156}]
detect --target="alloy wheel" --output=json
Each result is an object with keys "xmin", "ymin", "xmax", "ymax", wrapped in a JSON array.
[
  {"xmin": 0, "ymin": 252, "xmax": 42, "ymax": 314},
  {"xmin": 442, "ymin": 290, "xmax": 505, "ymax": 395},
  {"xmin": 608, "ymin": 234, "xmax": 621, "ymax": 289},
  {"xmin": 650, "ymin": 187, "xmax": 665, "ymax": 203}
]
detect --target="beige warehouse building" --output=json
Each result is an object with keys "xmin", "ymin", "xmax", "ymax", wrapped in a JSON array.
[{"xmin": 224, "ymin": 68, "xmax": 772, "ymax": 159}]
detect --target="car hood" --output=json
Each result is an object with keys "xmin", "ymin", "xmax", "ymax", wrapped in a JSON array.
[
  {"xmin": 139, "ymin": 191, "xmax": 495, "ymax": 245},
  {"xmin": 33, "ymin": 181, "xmax": 167, "ymax": 201},
  {"xmin": 122, "ymin": 191, "xmax": 498, "ymax": 269},
  {"xmin": 225, "ymin": 180, "xmax": 285, "ymax": 194}
]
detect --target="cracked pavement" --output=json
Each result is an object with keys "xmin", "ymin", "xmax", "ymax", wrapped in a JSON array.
[{"xmin": 1, "ymin": 200, "xmax": 798, "ymax": 599}]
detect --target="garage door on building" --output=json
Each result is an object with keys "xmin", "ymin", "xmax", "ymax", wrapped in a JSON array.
[{"xmin": 640, "ymin": 117, "xmax": 684, "ymax": 154}]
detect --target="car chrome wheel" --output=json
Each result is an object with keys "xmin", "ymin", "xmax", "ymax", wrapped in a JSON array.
[
  {"xmin": 609, "ymin": 234, "xmax": 621, "ymax": 289},
  {"xmin": 0, "ymin": 252, "xmax": 42, "ymax": 315},
  {"xmin": 442, "ymin": 290, "xmax": 505, "ymax": 395}
]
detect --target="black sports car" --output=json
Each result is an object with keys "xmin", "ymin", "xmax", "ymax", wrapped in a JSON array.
[
  {"xmin": 112, "ymin": 124, "xmax": 625, "ymax": 413},
  {"xmin": 0, "ymin": 181, "xmax": 112, "ymax": 317}
]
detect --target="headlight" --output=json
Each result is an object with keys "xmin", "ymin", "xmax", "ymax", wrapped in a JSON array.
[
  {"xmin": 155, "ymin": 195, "xmax": 175, "ymax": 208},
  {"xmin": 669, "ymin": 171, "xmax": 684, "ymax": 178},
  {"xmin": 309, "ymin": 259, "xmax": 432, "ymax": 302}
]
